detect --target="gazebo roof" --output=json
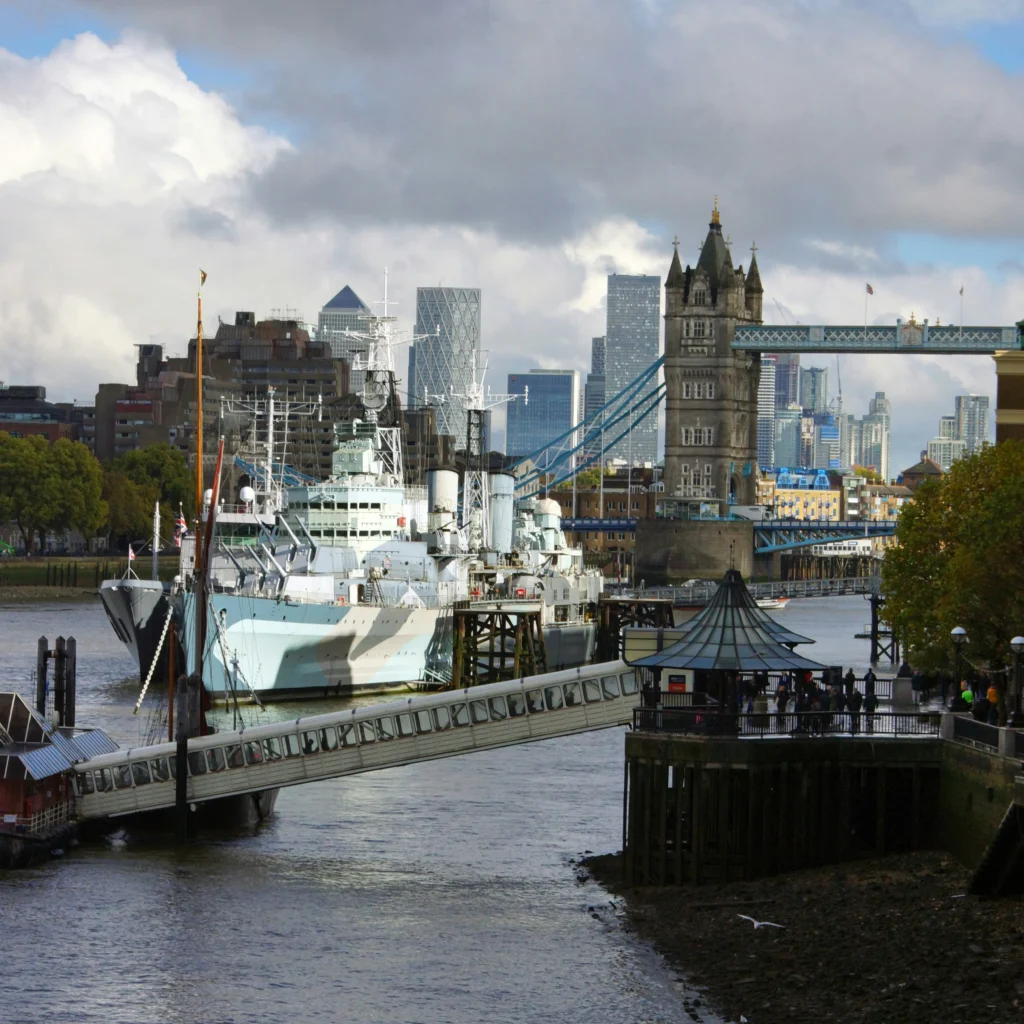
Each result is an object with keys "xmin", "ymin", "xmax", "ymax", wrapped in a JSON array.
[{"xmin": 629, "ymin": 569, "xmax": 827, "ymax": 673}]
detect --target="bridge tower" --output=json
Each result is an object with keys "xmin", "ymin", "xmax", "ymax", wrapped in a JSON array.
[{"xmin": 663, "ymin": 201, "xmax": 762, "ymax": 506}]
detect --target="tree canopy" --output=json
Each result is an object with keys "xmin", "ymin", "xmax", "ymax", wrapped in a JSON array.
[
  {"xmin": 881, "ymin": 441, "xmax": 1024, "ymax": 675},
  {"xmin": 0, "ymin": 433, "xmax": 107, "ymax": 549},
  {"xmin": 103, "ymin": 444, "xmax": 193, "ymax": 549}
]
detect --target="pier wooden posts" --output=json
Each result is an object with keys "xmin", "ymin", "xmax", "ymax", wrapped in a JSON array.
[
  {"xmin": 53, "ymin": 637, "xmax": 66, "ymax": 727},
  {"xmin": 451, "ymin": 606, "xmax": 547, "ymax": 689},
  {"xmin": 35, "ymin": 637, "xmax": 48, "ymax": 716},
  {"xmin": 622, "ymin": 734, "xmax": 943, "ymax": 886},
  {"xmin": 33, "ymin": 636, "xmax": 78, "ymax": 726}
]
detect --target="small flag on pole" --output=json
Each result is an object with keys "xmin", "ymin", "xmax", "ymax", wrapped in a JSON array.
[
  {"xmin": 128, "ymin": 544, "xmax": 135, "ymax": 562},
  {"xmin": 866, "ymin": 283, "xmax": 874, "ymax": 295},
  {"xmin": 174, "ymin": 505, "xmax": 187, "ymax": 547},
  {"xmin": 959, "ymin": 284, "xmax": 964, "ymax": 297},
  {"xmin": 200, "ymin": 269, "xmax": 207, "ymax": 287}
]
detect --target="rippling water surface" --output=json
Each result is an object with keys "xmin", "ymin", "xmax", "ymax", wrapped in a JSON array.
[{"xmin": 0, "ymin": 595, "xmax": 869, "ymax": 1024}]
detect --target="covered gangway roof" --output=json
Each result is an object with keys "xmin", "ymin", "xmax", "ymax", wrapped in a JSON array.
[{"xmin": 628, "ymin": 570, "xmax": 827, "ymax": 674}]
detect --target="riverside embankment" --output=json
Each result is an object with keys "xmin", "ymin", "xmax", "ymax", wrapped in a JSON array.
[{"xmin": 588, "ymin": 849, "xmax": 1024, "ymax": 1024}]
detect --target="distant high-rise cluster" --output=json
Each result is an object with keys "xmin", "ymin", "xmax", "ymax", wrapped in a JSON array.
[
  {"xmin": 761, "ymin": 350, "xmax": 892, "ymax": 480},
  {"xmin": 924, "ymin": 393, "xmax": 989, "ymax": 470},
  {"xmin": 604, "ymin": 274, "xmax": 660, "ymax": 465}
]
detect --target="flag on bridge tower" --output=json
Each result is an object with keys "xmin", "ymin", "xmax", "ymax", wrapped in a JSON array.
[
  {"xmin": 128, "ymin": 544, "xmax": 135, "ymax": 562},
  {"xmin": 866, "ymin": 283, "xmax": 874, "ymax": 295}
]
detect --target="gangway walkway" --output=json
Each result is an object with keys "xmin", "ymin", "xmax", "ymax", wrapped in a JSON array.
[{"xmin": 72, "ymin": 662, "xmax": 639, "ymax": 821}]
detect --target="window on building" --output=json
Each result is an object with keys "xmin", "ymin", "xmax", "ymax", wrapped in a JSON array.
[
  {"xmin": 682, "ymin": 382, "xmax": 692, "ymax": 399},
  {"xmin": 707, "ymin": 381, "xmax": 715, "ymax": 399},
  {"xmin": 694, "ymin": 290, "xmax": 707, "ymax": 306},
  {"xmin": 693, "ymin": 320, "xmax": 706, "ymax": 338}
]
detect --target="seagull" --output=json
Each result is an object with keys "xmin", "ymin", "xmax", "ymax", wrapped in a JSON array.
[{"xmin": 737, "ymin": 914, "xmax": 785, "ymax": 929}]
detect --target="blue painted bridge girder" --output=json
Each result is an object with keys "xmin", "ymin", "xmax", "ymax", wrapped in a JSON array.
[
  {"xmin": 560, "ymin": 516, "xmax": 896, "ymax": 553},
  {"xmin": 753, "ymin": 519, "xmax": 896, "ymax": 554},
  {"xmin": 562, "ymin": 517, "xmax": 637, "ymax": 532},
  {"xmin": 732, "ymin": 322, "xmax": 1021, "ymax": 354}
]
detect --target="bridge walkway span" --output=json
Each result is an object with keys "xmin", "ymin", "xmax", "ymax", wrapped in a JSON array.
[{"xmin": 72, "ymin": 661, "xmax": 639, "ymax": 821}]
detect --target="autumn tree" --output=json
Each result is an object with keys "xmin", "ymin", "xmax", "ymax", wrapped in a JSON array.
[{"xmin": 882, "ymin": 441, "xmax": 1024, "ymax": 714}]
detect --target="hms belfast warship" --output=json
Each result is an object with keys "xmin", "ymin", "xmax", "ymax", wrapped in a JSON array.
[{"xmin": 105, "ymin": 273, "xmax": 603, "ymax": 700}]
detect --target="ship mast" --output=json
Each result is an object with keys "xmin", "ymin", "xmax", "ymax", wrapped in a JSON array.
[{"xmin": 195, "ymin": 269, "xmax": 206, "ymax": 523}]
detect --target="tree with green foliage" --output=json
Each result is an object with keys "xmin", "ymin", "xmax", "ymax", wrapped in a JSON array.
[
  {"xmin": 110, "ymin": 444, "xmax": 193, "ymax": 520},
  {"xmin": 48, "ymin": 438, "xmax": 107, "ymax": 539},
  {"xmin": 0, "ymin": 433, "xmax": 107, "ymax": 549},
  {"xmin": 103, "ymin": 471, "xmax": 157, "ymax": 547},
  {"xmin": 882, "ymin": 441, "xmax": 1024, "ymax": 721},
  {"xmin": 103, "ymin": 444, "xmax": 194, "ymax": 549}
]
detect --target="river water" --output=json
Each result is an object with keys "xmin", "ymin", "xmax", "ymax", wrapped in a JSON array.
[{"xmin": 0, "ymin": 595, "xmax": 872, "ymax": 1024}]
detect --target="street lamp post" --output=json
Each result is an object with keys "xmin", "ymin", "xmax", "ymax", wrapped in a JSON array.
[
  {"xmin": 1010, "ymin": 636, "xmax": 1024, "ymax": 728},
  {"xmin": 951, "ymin": 626, "xmax": 968, "ymax": 710}
]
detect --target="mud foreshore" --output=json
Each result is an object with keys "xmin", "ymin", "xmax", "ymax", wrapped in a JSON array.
[
  {"xmin": 0, "ymin": 586, "xmax": 98, "ymax": 603},
  {"xmin": 586, "ymin": 850, "xmax": 1024, "ymax": 1024}
]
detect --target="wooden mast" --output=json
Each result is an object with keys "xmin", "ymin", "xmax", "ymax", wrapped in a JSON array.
[{"xmin": 195, "ymin": 269, "xmax": 206, "ymax": 529}]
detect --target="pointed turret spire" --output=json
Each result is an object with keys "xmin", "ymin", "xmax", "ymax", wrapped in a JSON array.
[
  {"xmin": 666, "ymin": 235, "xmax": 685, "ymax": 289},
  {"xmin": 746, "ymin": 242, "xmax": 763, "ymax": 293},
  {"xmin": 711, "ymin": 196, "xmax": 720, "ymax": 226}
]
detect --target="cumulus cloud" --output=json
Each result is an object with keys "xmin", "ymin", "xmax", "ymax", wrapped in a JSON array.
[{"xmin": 2, "ymin": 3, "xmax": 1021, "ymax": 475}]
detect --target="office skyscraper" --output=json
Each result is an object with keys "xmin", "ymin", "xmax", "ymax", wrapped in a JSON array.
[
  {"xmin": 583, "ymin": 336, "xmax": 606, "ymax": 455},
  {"xmin": 955, "ymin": 394, "xmax": 990, "ymax": 453},
  {"xmin": 605, "ymin": 274, "xmax": 660, "ymax": 464},
  {"xmin": 410, "ymin": 287, "xmax": 482, "ymax": 447},
  {"xmin": 757, "ymin": 357, "xmax": 776, "ymax": 469},
  {"xmin": 318, "ymin": 285, "xmax": 372, "ymax": 393},
  {"xmin": 505, "ymin": 370, "xmax": 581, "ymax": 458},
  {"xmin": 771, "ymin": 352, "xmax": 800, "ymax": 409},
  {"xmin": 800, "ymin": 366, "xmax": 828, "ymax": 414},
  {"xmin": 774, "ymin": 405, "xmax": 803, "ymax": 469}
]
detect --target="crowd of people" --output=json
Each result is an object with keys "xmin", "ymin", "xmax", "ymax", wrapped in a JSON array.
[{"xmin": 770, "ymin": 668, "xmax": 881, "ymax": 734}]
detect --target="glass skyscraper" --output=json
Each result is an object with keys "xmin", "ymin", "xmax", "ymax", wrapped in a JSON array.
[
  {"xmin": 409, "ymin": 287, "xmax": 481, "ymax": 447},
  {"xmin": 757, "ymin": 357, "xmax": 776, "ymax": 469},
  {"xmin": 505, "ymin": 370, "xmax": 581, "ymax": 459},
  {"xmin": 604, "ymin": 274, "xmax": 660, "ymax": 464},
  {"xmin": 955, "ymin": 393, "xmax": 989, "ymax": 453}
]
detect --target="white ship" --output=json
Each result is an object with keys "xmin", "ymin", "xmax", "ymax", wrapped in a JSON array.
[{"xmin": 178, "ymin": 272, "xmax": 602, "ymax": 700}]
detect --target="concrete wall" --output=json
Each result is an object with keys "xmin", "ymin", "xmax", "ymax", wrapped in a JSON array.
[
  {"xmin": 937, "ymin": 741, "xmax": 1020, "ymax": 868},
  {"xmin": 634, "ymin": 518, "xmax": 754, "ymax": 585}
]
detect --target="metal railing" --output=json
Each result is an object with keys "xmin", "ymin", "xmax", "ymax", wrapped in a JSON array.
[
  {"xmin": 639, "ymin": 676, "xmax": 894, "ymax": 704},
  {"xmin": 951, "ymin": 715, "xmax": 1000, "ymax": 749},
  {"xmin": 632, "ymin": 707, "xmax": 941, "ymax": 738},
  {"xmin": 0, "ymin": 802, "xmax": 71, "ymax": 837},
  {"xmin": 642, "ymin": 576, "xmax": 881, "ymax": 605}
]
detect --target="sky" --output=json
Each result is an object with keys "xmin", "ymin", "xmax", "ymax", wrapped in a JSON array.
[{"xmin": 1, "ymin": 0, "xmax": 1023, "ymax": 473}]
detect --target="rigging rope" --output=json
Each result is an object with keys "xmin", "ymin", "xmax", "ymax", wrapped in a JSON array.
[{"xmin": 133, "ymin": 597, "xmax": 175, "ymax": 715}]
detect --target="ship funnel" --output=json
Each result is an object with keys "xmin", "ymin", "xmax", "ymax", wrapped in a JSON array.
[{"xmin": 488, "ymin": 472, "xmax": 515, "ymax": 554}]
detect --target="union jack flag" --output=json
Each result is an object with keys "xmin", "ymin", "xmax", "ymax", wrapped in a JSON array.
[{"xmin": 174, "ymin": 505, "xmax": 188, "ymax": 547}]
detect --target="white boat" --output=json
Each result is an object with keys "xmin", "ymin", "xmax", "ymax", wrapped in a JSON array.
[{"xmin": 755, "ymin": 596, "xmax": 790, "ymax": 611}]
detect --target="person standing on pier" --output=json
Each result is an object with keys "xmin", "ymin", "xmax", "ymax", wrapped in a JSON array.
[
  {"xmin": 848, "ymin": 687, "xmax": 863, "ymax": 734},
  {"xmin": 863, "ymin": 667, "xmax": 877, "ymax": 697},
  {"xmin": 843, "ymin": 668, "xmax": 857, "ymax": 703}
]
